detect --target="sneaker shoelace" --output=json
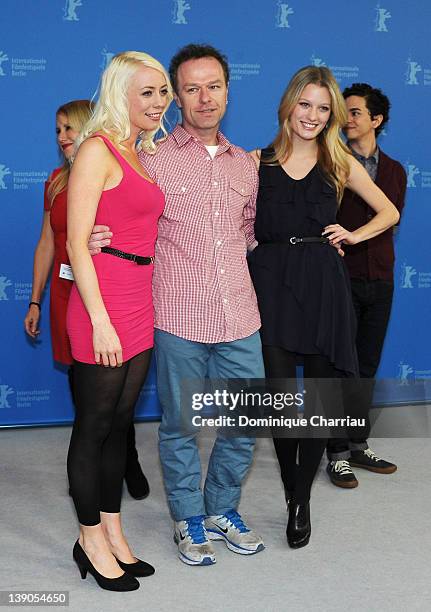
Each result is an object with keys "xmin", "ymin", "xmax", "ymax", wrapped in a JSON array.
[
  {"xmin": 334, "ymin": 460, "xmax": 353, "ymax": 474},
  {"xmin": 363, "ymin": 448, "xmax": 382, "ymax": 462},
  {"xmin": 184, "ymin": 515, "xmax": 207, "ymax": 544},
  {"xmin": 222, "ymin": 509, "xmax": 250, "ymax": 533}
]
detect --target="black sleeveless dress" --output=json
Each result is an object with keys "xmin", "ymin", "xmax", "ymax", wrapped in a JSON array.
[{"xmin": 248, "ymin": 149, "xmax": 358, "ymax": 376}]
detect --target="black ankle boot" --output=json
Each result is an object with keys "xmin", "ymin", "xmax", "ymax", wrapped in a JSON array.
[
  {"xmin": 124, "ymin": 460, "xmax": 150, "ymax": 500},
  {"xmin": 286, "ymin": 501, "xmax": 311, "ymax": 549},
  {"xmin": 283, "ymin": 486, "xmax": 294, "ymax": 510}
]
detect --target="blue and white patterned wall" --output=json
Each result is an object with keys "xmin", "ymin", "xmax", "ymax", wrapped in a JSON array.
[{"xmin": 1, "ymin": 0, "xmax": 430, "ymax": 425}]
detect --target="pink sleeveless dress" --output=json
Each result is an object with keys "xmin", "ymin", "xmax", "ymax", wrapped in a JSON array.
[{"xmin": 66, "ymin": 135, "xmax": 164, "ymax": 364}]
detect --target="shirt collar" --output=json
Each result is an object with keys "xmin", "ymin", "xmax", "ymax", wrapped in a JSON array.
[
  {"xmin": 348, "ymin": 142, "xmax": 379, "ymax": 165},
  {"xmin": 171, "ymin": 124, "xmax": 234, "ymax": 156}
]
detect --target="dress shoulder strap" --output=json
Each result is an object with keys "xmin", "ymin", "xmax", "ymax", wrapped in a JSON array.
[
  {"xmin": 89, "ymin": 134, "xmax": 128, "ymax": 169},
  {"xmin": 258, "ymin": 147, "xmax": 278, "ymax": 180},
  {"xmin": 260, "ymin": 147, "xmax": 275, "ymax": 161}
]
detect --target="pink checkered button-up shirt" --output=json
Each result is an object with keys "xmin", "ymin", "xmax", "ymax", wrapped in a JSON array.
[{"xmin": 139, "ymin": 125, "xmax": 261, "ymax": 343}]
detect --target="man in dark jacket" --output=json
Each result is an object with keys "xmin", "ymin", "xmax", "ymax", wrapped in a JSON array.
[{"xmin": 327, "ymin": 83, "xmax": 407, "ymax": 488}]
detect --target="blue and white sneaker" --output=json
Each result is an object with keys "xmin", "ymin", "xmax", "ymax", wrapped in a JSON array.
[
  {"xmin": 205, "ymin": 509, "xmax": 265, "ymax": 555},
  {"xmin": 173, "ymin": 515, "xmax": 216, "ymax": 566}
]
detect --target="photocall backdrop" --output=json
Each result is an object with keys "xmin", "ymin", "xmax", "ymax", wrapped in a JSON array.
[{"xmin": 0, "ymin": 0, "xmax": 430, "ymax": 426}]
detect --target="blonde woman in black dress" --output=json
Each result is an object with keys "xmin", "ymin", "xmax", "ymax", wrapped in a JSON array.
[{"xmin": 249, "ymin": 66, "xmax": 399, "ymax": 548}]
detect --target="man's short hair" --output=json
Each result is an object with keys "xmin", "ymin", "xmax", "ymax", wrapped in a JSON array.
[
  {"xmin": 343, "ymin": 82, "xmax": 390, "ymax": 136},
  {"xmin": 169, "ymin": 43, "xmax": 230, "ymax": 93}
]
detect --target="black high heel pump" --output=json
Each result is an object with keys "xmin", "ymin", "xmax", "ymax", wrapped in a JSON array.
[
  {"xmin": 73, "ymin": 541, "xmax": 139, "ymax": 591},
  {"xmin": 115, "ymin": 556, "xmax": 155, "ymax": 577}
]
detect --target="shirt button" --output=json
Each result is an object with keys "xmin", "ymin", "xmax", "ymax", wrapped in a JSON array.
[
  {"xmin": 206, "ymin": 157, "xmax": 211, "ymax": 161},
  {"xmin": 221, "ymin": 269, "xmax": 225, "ymax": 274},
  {"xmin": 216, "ymin": 240, "xmax": 222, "ymax": 246},
  {"xmin": 223, "ymin": 298, "xmax": 228, "ymax": 304},
  {"xmin": 213, "ymin": 181, "xmax": 218, "ymax": 187},
  {"xmin": 181, "ymin": 186, "xmax": 186, "ymax": 192},
  {"xmin": 215, "ymin": 211, "xmax": 219, "ymax": 217},
  {"xmin": 367, "ymin": 213, "xmax": 372, "ymax": 220}
]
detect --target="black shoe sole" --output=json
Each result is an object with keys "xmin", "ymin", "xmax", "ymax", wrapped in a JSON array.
[
  {"xmin": 348, "ymin": 461, "xmax": 397, "ymax": 474},
  {"xmin": 127, "ymin": 489, "xmax": 150, "ymax": 500},
  {"xmin": 288, "ymin": 535, "xmax": 310, "ymax": 549},
  {"xmin": 328, "ymin": 476, "xmax": 358, "ymax": 489}
]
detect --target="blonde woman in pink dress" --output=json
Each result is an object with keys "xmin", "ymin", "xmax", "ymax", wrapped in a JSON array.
[{"xmin": 66, "ymin": 52, "xmax": 172, "ymax": 592}]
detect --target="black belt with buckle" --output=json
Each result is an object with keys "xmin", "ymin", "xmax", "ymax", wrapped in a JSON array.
[
  {"xmin": 101, "ymin": 246, "xmax": 154, "ymax": 265},
  {"xmin": 289, "ymin": 236, "xmax": 329, "ymax": 245},
  {"xmin": 260, "ymin": 237, "xmax": 329, "ymax": 246}
]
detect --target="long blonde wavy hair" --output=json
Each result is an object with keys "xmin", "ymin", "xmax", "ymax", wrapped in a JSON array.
[
  {"xmin": 47, "ymin": 100, "xmax": 94, "ymax": 204},
  {"xmin": 266, "ymin": 66, "xmax": 351, "ymax": 202},
  {"xmin": 77, "ymin": 51, "xmax": 173, "ymax": 153}
]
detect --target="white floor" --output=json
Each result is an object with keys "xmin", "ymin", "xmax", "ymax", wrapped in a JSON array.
[{"xmin": 0, "ymin": 422, "xmax": 430, "ymax": 612}]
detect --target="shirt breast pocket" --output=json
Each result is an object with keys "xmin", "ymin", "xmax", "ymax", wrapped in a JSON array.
[
  {"xmin": 229, "ymin": 178, "xmax": 254, "ymax": 222},
  {"xmin": 162, "ymin": 180, "xmax": 203, "ymax": 223}
]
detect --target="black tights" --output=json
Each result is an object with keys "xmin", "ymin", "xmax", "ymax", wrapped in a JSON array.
[
  {"xmin": 67, "ymin": 350, "xmax": 152, "ymax": 526},
  {"xmin": 262, "ymin": 346, "xmax": 338, "ymax": 504},
  {"xmin": 68, "ymin": 365, "xmax": 142, "ymax": 473}
]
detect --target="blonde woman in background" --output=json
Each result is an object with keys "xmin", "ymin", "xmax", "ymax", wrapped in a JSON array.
[
  {"xmin": 249, "ymin": 66, "xmax": 399, "ymax": 549},
  {"xmin": 25, "ymin": 100, "xmax": 93, "ymax": 364},
  {"xmin": 66, "ymin": 52, "xmax": 172, "ymax": 591}
]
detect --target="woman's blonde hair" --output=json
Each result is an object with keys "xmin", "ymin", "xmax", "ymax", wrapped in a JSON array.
[
  {"xmin": 77, "ymin": 51, "xmax": 173, "ymax": 153},
  {"xmin": 47, "ymin": 99, "xmax": 94, "ymax": 204},
  {"xmin": 267, "ymin": 65, "xmax": 351, "ymax": 202}
]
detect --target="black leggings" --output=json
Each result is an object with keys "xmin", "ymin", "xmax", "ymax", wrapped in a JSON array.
[
  {"xmin": 262, "ymin": 346, "xmax": 339, "ymax": 504},
  {"xmin": 67, "ymin": 350, "xmax": 152, "ymax": 526}
]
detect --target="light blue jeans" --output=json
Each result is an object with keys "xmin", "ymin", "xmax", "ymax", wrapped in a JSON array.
[{"xmin": 155, "ymin": 329, "xmax": 265, "ymax": 521}]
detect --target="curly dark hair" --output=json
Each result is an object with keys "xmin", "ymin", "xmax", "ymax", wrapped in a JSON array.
[
  {"xmin": 343, "ymin": 82, "xmax": 390, "ymax": 136},
  {"xmin": 169, "ymin": 43, "xmax": 229, "ymax": 93}
]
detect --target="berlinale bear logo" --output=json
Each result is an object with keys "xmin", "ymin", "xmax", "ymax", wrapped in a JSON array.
[
  {"xmin": 172, "ymin": 0, "xmax": 191, "ymax": 24},
  {"xmin": 63, "ymin": 0, "xmax": 83, "ymax": 21}
]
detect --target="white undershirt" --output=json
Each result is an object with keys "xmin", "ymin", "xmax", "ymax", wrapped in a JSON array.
[{"xmin": 205, "ymin": 145, "xmax": 218, "ymax": 159}]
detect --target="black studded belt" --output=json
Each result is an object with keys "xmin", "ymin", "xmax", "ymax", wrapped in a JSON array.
[{"xmin": 101, "ymin": 246, "xmax": 154, "ymax": 265}]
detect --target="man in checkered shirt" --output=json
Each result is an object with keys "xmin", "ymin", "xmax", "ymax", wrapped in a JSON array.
[{"xmin": 91, "ymin": 44, "xmax": 265, "ymax": 566}]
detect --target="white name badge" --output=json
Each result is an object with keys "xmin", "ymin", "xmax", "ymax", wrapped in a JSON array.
[{"xmin": 59, "ymin": 263, "xmax": 74, "ymax": 281}]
